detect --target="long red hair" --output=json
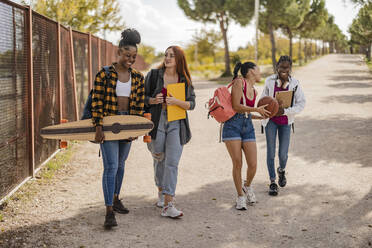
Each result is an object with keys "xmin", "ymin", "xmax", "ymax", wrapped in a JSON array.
[{"xmin": 159, "ymin": 46, "xmax": 192, "ymax": 86}]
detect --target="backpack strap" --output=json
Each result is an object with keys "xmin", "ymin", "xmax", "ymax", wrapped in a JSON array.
[
  {"xmin": 241, "ymin": 79, "xmax": 248, "ymax": 118},
  {"xmin": 103, "ymin": 66, "xmax": 110, "ymax": 82},
  {"xmin": 149, "ymin": 69, "xmax": 159, "ymax": 95},
  {"xmin": 219, "ymin": 123, "xmax": 223, "ymax": 143},
  {"xmin": 291, "ymin": 85, "xmax": 298, "ymax": 133}
]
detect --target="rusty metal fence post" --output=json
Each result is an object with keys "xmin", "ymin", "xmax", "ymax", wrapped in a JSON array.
[
  {"xmin": 26, "ymin": 5, "xmax": 34, "ymax": 177},
  {"xmin": 88, "ymin": 33, "xmax": 92, "ymax": 90},
  {"xmin": 57, "ymin": 23, "xmax": 63, "ymax": 122},
  {"xmin": 69, "ymin": 27, "xmax": 78, "ymax": 120}
]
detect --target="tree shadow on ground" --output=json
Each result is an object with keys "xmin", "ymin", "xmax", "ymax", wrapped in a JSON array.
[
  {"xmin": 327, "ymin": 75, "xmax": 372, "ymax": 82},
  {"xmin": 285, "ymin": 116, "xmax": 372, "ymax": 168},
  {"xmin": 327, "ymin": 82, "xmax": 372, "ymax": 89},
  {"xmin": 255, "ymin": 115, "xmax": 372, "ymax": 168},
  {"xmin": 321, "ymin": 94, "xmax": 372, "ymax": 104},
  {"xmin": 335, "ymin": 58, "xmax": 365, "ymax": 66},
  {"xmin": 0, "ymin": 181, "xmax": 371, "ymax": 248},
  {"xmin": 333, "ymin": 69, "xmax": 370, "ymax": 74}
]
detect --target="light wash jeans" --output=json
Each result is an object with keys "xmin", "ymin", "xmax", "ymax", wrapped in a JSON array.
[
  {"xmin": 265, "ymin": 119, "xmax": 291, "ymax": 181},
  {"xmin": 100, "ymin": 111, "xmax": 131, "ymax": 206},
  {"xmin": 147, "ymin": 109, "xmax": 183, "ymax": 196}
]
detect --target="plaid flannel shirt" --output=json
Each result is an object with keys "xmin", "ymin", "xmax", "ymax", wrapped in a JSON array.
[{"xmin": 91, "ymin": 64, "xmax": 145, "ymax": 126}]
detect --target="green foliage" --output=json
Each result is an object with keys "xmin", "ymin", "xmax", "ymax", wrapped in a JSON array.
[
  {"xmin": 178, "ymin": 0, "xmax": 255, "ymax": 76},
  {"xmin": 259, "ymin": 0, "xmax": 293, "ymax": 33},
  {"xmin": 33, "ymin": 0, "xmax": 124, "ymax": 34},
  {"xmin": 138, "ymin": 44, "xmax": 157, "ymax": 65},
  {"xmin": 235, "ymin": 33, "xmax": 311, "ymax": 65},
  {"xmin": 348, "ymin": 0, "xmax": 371, "ymax": 5},
  {"xmin": 297, "ymin": 0, "xmax": 328, "ymax": 38},
  {"xmin": 349, "ymin": 2, "xmax": 372, "ymax": 45},
  {"xmin": 185, "ymin": 29, "xmax": 222, "ymax": 64},
  {"xmin": 280, "ymin": 0, "xmax": 311, "ymax": 35},
  {"xmin": 349, "ymin": 2, "xmax": 372, "ymax": 60},
  {"xmin": 189, "ymin": 62, "xmax": 225, "ymax": 79},
  {"xmin": 178, "ymin": 0, "xmax": 254, "ymax": 25},
  {"xmin": 96, "ymin": 0, "xmax": 125, "ymax": 36}
]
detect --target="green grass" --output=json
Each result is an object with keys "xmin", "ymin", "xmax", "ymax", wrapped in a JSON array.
[
  {"xmin": 2, "ymin": 142, "xmax": 76, "ymax": 207},
  {"xmin": 366, "ymin": 59, "xmax": 372, "ymax": 72},
  {"xmin": 39, "ymin": 142, "xmax": 75, "ymax": 180}
]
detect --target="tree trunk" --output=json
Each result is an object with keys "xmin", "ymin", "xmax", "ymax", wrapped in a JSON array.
[
  {"xmin": 304, "ymin": 39, "xmax": 308, "ymax": 63},
  {"xmin": 309, "ymin": 39, "xmax": 313, "ymax": 59},
  {"xmin": 367, "ymin": 43, "xmax": 372, "ymax": 62},
  {"xmin": 329, "ymin": 41, "xmax": 334, "ymax": 54},
  {"xmin": 268, "ymin": 21, "xmax": 276, "ymax": 72},
  {"xmin": 219, "ymin": 14, "xmax": 231, "ymax": 76},
  {"xmin": 298, "ymin": 37, "xmax": 302, "ymax": 66},
  {"xmin": 288, "ymin": 28, "xmax": 293, "ymax": 59},
  {"xmin": 322, "ymin": 40, "xmax": 325, "ymax": 55}
]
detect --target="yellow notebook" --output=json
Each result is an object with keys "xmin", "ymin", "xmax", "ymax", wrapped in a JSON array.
[{"xmin": 167, "ymin": 83, "xmax": 186, "ymax": 122}]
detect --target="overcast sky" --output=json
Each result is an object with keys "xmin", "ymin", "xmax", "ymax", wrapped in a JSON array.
[{"xmin": 106, "ymin": 0, "xmax": 360, "ymax": 53}]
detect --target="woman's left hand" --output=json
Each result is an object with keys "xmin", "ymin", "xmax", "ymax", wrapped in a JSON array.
[{"xmin": 166, "ymin": 93, "xmax": 179, "ymax": 106}]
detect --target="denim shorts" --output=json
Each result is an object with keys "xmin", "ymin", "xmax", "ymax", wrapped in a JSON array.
[{"xmin": 222, "ymin": 113, "xmax": 256, "ymax": 142}]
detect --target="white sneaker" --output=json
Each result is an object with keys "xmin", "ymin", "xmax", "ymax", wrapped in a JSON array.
[
  {"xmin": 156, "ymin": 192, "xmax": 164, "ymax": 208},
  {"xmin": 235, "ymin": 196, "xmax": 247, "ymax": 210},
  {"xmin": 161, "ymin": 202, "xmax": 183, "ymax": 218},
  {"xmin": 243, "ymin": 185, "xmax": 257, "ymax": 204}
]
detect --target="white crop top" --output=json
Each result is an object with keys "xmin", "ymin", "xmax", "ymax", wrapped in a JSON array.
[{"xmin": 116, "ymin": 75, "xmax": 131, "ymax": 97}]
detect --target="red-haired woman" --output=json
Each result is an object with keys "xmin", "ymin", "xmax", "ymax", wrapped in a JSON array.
[{"xmin": 145, "ymin": 46, "xmax": 195, "ymax": 218}]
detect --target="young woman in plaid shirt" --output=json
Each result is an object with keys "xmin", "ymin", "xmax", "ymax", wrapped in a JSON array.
[{"xmin": 91, "ymin": 28, "xmax": 145, "ymax": 229}]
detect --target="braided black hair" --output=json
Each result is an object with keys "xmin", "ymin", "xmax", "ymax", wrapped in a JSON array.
[
  {"xmin": 119, "ymin": 28, "xmax": 141, "ymax": 50},
  {"xmin": 233, "ymin": 61, "xmax": 256, "ymax": 80},
  {"xmin": 276, "ymin": 55, "xmax": 292, "ymax": 68}
]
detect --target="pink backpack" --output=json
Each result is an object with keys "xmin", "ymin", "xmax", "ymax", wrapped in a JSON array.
[{"xmin": 207, "ymin": 82, "xmax": 236, "ymax": 123}]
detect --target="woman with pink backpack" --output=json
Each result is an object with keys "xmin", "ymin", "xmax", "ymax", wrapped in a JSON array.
[{"xmin": 222, "ymin": 61, "xmax": 270, "ymax": 210}]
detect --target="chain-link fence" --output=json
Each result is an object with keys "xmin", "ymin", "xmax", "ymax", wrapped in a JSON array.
[
  {"xmin": 0, "ymin": 0, "xmax": 30, "ymax": 200},
  {"xmin": 0, "ymin": 0, "xmax": 149, "ymax": 200}
]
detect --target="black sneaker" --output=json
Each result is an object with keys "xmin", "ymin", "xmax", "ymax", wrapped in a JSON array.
[
  {"xmin": 113, "ymin": 199, "xmax": 129, "ymax": 214},
  {"xmin": 104, "ymin": 211, "xmax": 117, "ymax": 229},
  {"xmin": 277, "ymin": 168, "xmax": 287, "ymax": 187},
  {"xmin": 269, "ymin": 182, "xmax": 278, "ymax": 196}
]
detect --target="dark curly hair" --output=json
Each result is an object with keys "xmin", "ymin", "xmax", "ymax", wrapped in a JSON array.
[
  {"xmin": 276, "ymin": 55, "xmax": 292, "ymax": 68},
  {"xmin": 119, "ymin": 28, "xmax": 141, "ymax": 50}
]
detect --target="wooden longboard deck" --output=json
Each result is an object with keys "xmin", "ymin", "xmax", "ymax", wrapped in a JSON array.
[{"xmin": 41, "ymin": 115, "xmax": 154, "ymax": 141}]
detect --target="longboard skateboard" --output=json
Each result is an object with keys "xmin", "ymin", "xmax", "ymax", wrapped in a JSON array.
[{"xmin": 41, "ymin": 115, "xmax": 154, "ymax": 141}]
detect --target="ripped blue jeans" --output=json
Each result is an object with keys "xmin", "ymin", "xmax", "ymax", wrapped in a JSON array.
[{"xmin": 147, "ymin": 109, "xmax": 183, "ymax": 197}]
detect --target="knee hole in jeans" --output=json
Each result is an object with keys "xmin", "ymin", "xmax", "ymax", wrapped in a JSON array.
[{"xmin": 152, "ymin": 152, "xmax": 165, "ymax": 162}]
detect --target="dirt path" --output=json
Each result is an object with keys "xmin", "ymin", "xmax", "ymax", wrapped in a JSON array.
[{"xmin": 1, "ymin": 54, "xmax": 371, "ymax": 248}]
